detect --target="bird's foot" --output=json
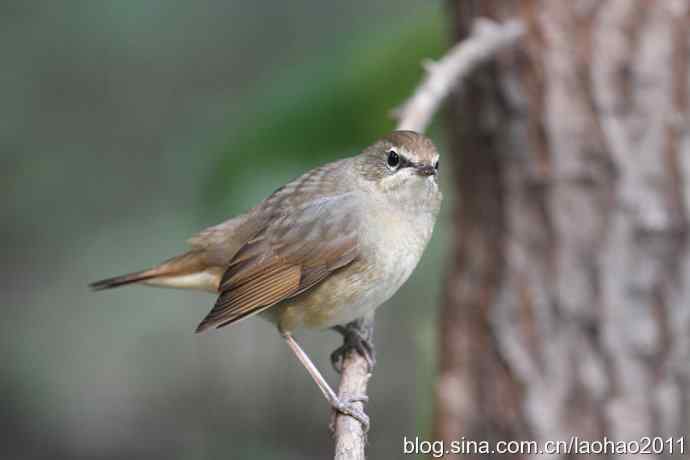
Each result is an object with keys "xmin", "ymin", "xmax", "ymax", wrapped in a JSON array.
[
  {"xmin": 330, "ymin": 324, "xmax": 376, "ymax": 373},
  {"xmin": 329, "ymin": 394, "xmax": 370, "ymax": 434}
]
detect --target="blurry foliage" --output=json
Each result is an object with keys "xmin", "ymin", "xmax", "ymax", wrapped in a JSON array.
[{"xmin": 204, "ymin": 8, "xmax": 446, "ymax": 214}]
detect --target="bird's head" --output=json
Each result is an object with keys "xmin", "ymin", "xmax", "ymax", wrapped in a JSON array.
[{"xmin": 356, "ymin": 130, "xmax": 442, "ymax": 215}]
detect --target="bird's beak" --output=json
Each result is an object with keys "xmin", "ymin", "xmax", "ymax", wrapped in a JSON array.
[{"xmin": 415, "ymin": 164, "xmax": 437, "ymax": 177}]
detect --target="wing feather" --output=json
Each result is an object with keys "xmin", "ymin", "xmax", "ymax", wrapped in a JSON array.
[{"xmin": 195, "ymin": 187, "xmax": 359, "ymax": 332}]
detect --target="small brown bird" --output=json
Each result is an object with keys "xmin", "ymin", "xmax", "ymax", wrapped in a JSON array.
[{"xmin": 91, "ymin": 130, "xmax": 442, "ymax": 428}]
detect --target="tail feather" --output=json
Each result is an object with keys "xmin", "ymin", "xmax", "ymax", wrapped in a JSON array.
[
  {"xmin": 89, "ymin": 270, "xmax": 158, "ymax": 291},
  {"xmin": 89, "ymin": 250, "xmax": 215, "ymax": 292}
]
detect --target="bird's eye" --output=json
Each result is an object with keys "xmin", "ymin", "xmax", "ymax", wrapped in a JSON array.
[
  {"xmin": 434, "ymin": 160, "xmax": 439, "ymax": 172},
  {"xmin": 387, "ymin": 151, "xmax": 400, "ymax": 169}
]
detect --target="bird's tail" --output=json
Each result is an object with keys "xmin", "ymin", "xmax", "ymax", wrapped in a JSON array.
[
  {"xmin": 89, "ymin": 269, "xmax": 159, "ymax": 290},
  {"xmin": 89, "ymin": 250, "xmax": 219, "ymax": 292}
]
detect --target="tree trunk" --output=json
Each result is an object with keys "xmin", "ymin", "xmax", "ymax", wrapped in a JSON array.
[{"xmin": 436, "ymin": 1, "xmax": 690, "ymax": 458}]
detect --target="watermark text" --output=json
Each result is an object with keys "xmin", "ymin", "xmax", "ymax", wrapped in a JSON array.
[{"xmin": 403, "ymin": 435, "xmax": 686, "ymax": 457}]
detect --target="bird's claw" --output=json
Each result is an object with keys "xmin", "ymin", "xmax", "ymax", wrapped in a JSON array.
[
  {"xmin": 330, "ymin": 326, "xmax": 376, "ymax": 373},
  {"xmin": 329, "ymin": 395, "xmax": 370, "ymax": 433}
]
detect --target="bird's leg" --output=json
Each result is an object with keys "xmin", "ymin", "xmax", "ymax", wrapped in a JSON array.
[
  {"xmin": 281, "ymin": 331, "xmax": 369, "ymax": 431},
  {"xmin": 330, "ymin": 319, "xmax": 376, "ymax": 373}
]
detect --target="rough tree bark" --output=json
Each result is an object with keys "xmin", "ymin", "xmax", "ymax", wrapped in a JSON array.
[{"xmin": 436, "ymin": 1, "xmax": 690, "ymax": 459}]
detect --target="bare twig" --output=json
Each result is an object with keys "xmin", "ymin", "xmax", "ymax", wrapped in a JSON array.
[
  {"xmin": 396, "ymin": 18, "xmax": 525, "ymax": 133},
  {"xmin": 331, "ymin": 18, "xmax": 524, "ymax": 460},
  {"xmin": 333, "ymin": 317, "xmax": 374, "ymax": 460}
]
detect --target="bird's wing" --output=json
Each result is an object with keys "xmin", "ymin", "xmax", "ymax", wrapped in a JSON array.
[{"xmin": 195, "ymin": 191, "xmax": 360, "ymax": 332}]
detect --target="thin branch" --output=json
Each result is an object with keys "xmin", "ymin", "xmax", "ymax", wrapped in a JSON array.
[
  {"xmin": 333, "ymin": 317, "xmax": 374, "ymax": 460},
  {"xmin": 396, "ymin": 18, "xmax": 525, "ymax": 133},
  {"xmin": 331, "ymin": 17, "xmax": 525, "ymax": 460}
]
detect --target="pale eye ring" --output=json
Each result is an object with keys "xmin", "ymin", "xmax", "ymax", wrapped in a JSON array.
[{"xmin": 387, "ymin": 150, "xmax": 400, "ymax": 169}]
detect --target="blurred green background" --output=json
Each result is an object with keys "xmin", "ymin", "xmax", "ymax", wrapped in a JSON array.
[{"xmin": 1, "ymin": 2, "xmax": 451, "ymax": 458}]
